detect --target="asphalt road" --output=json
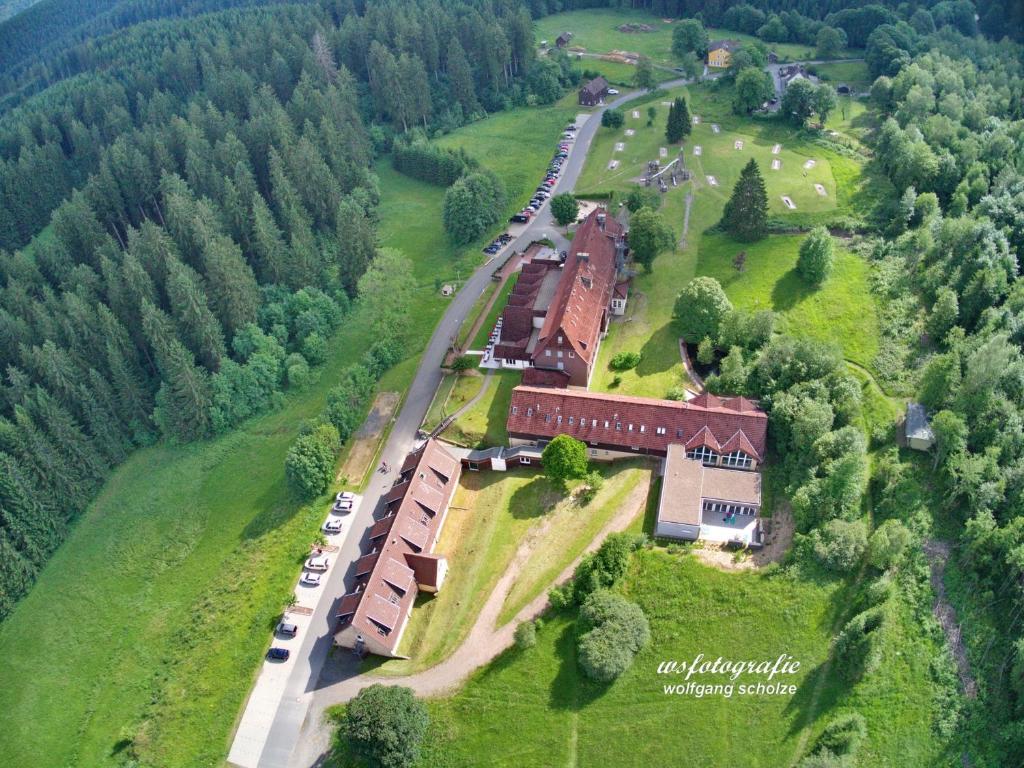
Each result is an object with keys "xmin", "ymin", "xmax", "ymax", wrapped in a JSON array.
[{"xmin": 246, "ymin": 80, "xmax": 692, "ymax": 768}]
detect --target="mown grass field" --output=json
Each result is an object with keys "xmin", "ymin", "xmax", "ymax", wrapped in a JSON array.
[
  {"xmin": 441, "ymin": 369, "xmax": 520, "ymax": 447},
  {"xmin": 573, "ymin": 56, "xmax": 640, "ymax": 86},
  {"xmin": 372, "ymin": 463, "xmax": 650, "ymax": 675},
  {"xmin": 536, "ymin": 9, "xmax": 681, "ymax": 66},
  {"xmin": 394, "ymin": 552, "xmax": 844, "ymax": 767}
]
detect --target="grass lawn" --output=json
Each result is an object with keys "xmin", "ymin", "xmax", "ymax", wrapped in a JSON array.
[
  {"xmin": 695, "ymin": 232, "xmax": 881, "ymax": 372},
  {"xmin": 812, "ymin": 60, "xmax": 872, "ymax": 90},
  {"xmin": 470, "ymin": 272, "xmax": 519, "ymax": 350},
  {"xmin": 573, "ymin": 57, "xmax": 640, "ymax": 86},
  {"xmin": 497, "ymin": 461, "xmax": 653, "ymax": 625},
  {"xmin": 423, "ymin": 372, "xmax": 486, "ymax": 433},
  {"xmin": 372, "ymin": 469, "xmax": 564, "ymax": 675},
  {"xmin": 435, "ymin": 99, "xmax": 577, "ymax": 215},
  {"xmin": 442, "ymin": 369, "xmax": 520, "ymax": 447},
  {"xmin": 400, "ymin": 551, "xmax": 843, "ymax": 767},
  {"xmin": 536, "ymin": 9, "xmax": 682, "ymax": 67}
]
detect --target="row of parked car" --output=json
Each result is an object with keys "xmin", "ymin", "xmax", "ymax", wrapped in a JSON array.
[
  {"xmin": 509, "ymin": 122, "xmax": 577, "ymax": 224},
  {"xmin": 482, "ymin": 232, "xmax": 513, "ymax": 255},
  {"xmin": 267, "ymin": 490, "xmax": 357, "ymax": 661}
]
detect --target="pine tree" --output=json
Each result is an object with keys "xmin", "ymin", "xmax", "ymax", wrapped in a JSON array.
[
  {"xmin": 163, "ymin": 254, "xmax": 228, "ymax": 370},
  {"xmin": 720, "ymin": 159, "xmax": 769, "ymax": 242},
  {"xmin": 141, "ymin": 300, "xmax": 212, "ymax": 441},
  {"xmin": 665, "ymin": 96, "xmax": 692, "ymax": 144},
  {"xmin": 29, "ymin": 387, "xmax": 108, "ymax": 487}
]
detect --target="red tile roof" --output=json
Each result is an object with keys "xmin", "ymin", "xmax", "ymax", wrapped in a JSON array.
[
  {"xmin": 534, "ymin": 209, "xmax": 622, "ymax": 366},
  {"xmin": 507, "ymin": 386, "xmax": 767, "ymax": 460},
  {"xmin": 522, "ymin": 368, "xmax": 571, "ymax": 388},
  {"xmin": 336, "ymin": 439, "xmax": 461, "ymax": 655}
]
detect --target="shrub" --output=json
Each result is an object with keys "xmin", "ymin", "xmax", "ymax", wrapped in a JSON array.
[
  {"xmin": 541, "ymin": 434, "xmax": 589, "ymax": 485},
  {"xmin": 601, "ymin": 109, "xmax": 624, "ymax": 129},
  {"xmin": 576, "ymin": 590, "xmax": 650, "ymax": 682},
  {"xmin": 579, "ymin": 469, "xmax": 604, "ymax": 503},
  {"xmin": 666, "ymin": 386, "xmax": 687, "ymax": 401},
  {"xmin": 867, "ymin": 519, "xmax": 912, "ymax": 569},
  {"xmin": 285, "ymin": 353, "xmax": 311, "ymax": 389},
  {"xmin": 344, "ymin": 684, "xmax": 428, "ymax": 768},
  {"xmin": 284, "ymin": 422, "xmax": 339, "ymax": 499},
  {"xmin": 797, "ymin": 226, "xmax": 835, "ymax": 286},
  {"xmin": 815, "ymin": 712, "xmax": 867, "ymax": 756},
  {"xmin": 810, "ymin": 519, "xmax": 868, "ymax": 572},
  {"xmin": 572, "ymin": 532, "xmax": 641, "ymax": 604},
  {"xmin": 392, "ymin": 141, "xmax": 477, "ymax": 186},
  {"xmin": 550, "ymin": 193, "xmax": 580, "ymax": 227},
  {"xmin": 697, "ymin": 336, "xmax": 715, "ymax": 365},
  {"xmin": 514, "ymin": 620, "xmax": 538, "ymax": 649},
  {"xmin": 450, "ymin": 355, "xmax": 476, "ymax": 373},
  {"xmin": 609, "ymin": 351, "xmax": 641, "ymax": 370},
  {"xmin": 834, "ymin": 607, "xmax": 886, "ymax": 682}
]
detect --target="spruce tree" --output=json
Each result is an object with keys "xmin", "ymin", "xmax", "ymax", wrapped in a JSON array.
[
  {"xmin": 199, "ymin": 236, "xmax": 260, "ymax": 340},
  {"xmin": 665, "ymin": 96, "xmax": 691, "ymax": 144},
  {"xmin": 336, "ymin": 196, "xmax": 377, "ymax": 296},
  {"xmin": 141, "ymin": 300, "xmax": 213, "ymax": 441},
  {"xmin": 446, "ymin": 38, "xmax": 480, "ymax": 115},
  {"xmin": 720, "ymin": 159, "xmax": 769, "ymax": 242},
  {"xmin": 163, "ymin": 254, "xmax": 228, "ymax": 370}
]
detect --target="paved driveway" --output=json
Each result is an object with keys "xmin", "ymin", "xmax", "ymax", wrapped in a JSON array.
[{"xmin": 228, "ymin": 78, "xmax": 693, "ymax": 768}]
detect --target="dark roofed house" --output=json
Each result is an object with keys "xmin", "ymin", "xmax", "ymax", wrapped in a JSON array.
[
  {"xmin": 905, "ymin": 403, "xmax": 935, "ymax": 451},
  {"xmin": 556, "ymin": 32, "xmax": 572, "ymax": 48},
  {"xmin": 334, "ymin": 439, "xmax": 461, "ymax": 658},
  {"xmin": 579, "ymin": 75, "xmax": 609, "ymax": 106}
]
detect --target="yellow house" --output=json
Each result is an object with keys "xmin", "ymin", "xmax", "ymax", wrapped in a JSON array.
[{"xmin": 707, "ymin": 40, "xmax": 740, "ymax": 68}]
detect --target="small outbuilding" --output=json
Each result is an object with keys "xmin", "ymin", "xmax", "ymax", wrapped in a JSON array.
[
  {"xmin": 579, "ymin": 75, "xmax": 609, "ymax": 107},
  {"xmin": 905, "ymin": 403, "xmax": 935, "ymax": 451},
  {"xmin": 556, "ymin": 32, "xmax": 573, "ymax": 48}
]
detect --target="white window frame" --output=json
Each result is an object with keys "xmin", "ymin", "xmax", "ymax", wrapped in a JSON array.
[
  {"xmin": 687, "ymin": 446, "xmax": 719, "ymax": 466},
  {"xmin": 722, "ymin": 450, "xmax": 753, "ymax": 469}
]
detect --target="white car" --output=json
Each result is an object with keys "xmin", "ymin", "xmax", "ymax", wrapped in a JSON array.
[
  {"xmin": 306, "ymin": 554, "xmax": 330, "ymax": 571},
  {"xmin": 607, "ymin": 88, "xmax": 619, "ymax": 95},
  {"xmin": 335, "ymin": 491, "xmax": 355, "ymax": 503},
  {"xmin": 300, "ymin": 572, "xmax": 322, "ymax": 586},
  {"xmin": 323, "ymin": 518, "xmax": 343, "ymax": 534},
  {"xmin": 332, "ymin": 499, "xmax": 353, "ymax": 514}
]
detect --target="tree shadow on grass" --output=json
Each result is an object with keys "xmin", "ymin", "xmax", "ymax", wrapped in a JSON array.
[
  {"xmin": 548, "ymin": 617, "xmax": 613, "ymax": 711},
  {"xmin": 770, "ymin": 267, "xmax": 813, "ymax": 313},
  {"xmin": 636, "ymin": 322, "xmax": 682, "ymax": 378},
  {"xmin": 509, "ymin": 475, "xmax": 561, "ymax": 520},
  {"xmin": 241, "ymin": 476, "xmax": 302, "ymax": 540}
]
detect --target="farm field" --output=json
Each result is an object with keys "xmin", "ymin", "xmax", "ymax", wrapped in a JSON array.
[
  {"xmin": 371, "ymin": 463, "xmax": 651, "ymax": 676},
  {"xmin": 536, "ymin": 9, "xmax": 681, "ymax": 66}
]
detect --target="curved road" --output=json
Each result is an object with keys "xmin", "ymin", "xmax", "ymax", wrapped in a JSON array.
[{"xmin": 240, "ymin": 79, "xmax": 690, "ymax": 768}]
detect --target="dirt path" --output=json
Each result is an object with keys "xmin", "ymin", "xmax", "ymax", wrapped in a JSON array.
[
  {"xmin": 923, "ymin": 538, "xmax": 978, "ymax": 699},
  {"xmin": 679, "ymin": 191, "xmax": 693, "ymax": 249},
  {"xmin": 309, "ymin": 476, "xmax": 650, "ymax": 708}
]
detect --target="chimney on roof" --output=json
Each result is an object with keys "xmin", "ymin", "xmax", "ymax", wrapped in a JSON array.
[
  {"xmin": 578, "ymin": 251, "xmax": 589, "ymax": 262},
  {"xmin": 597, "ymin": 212, "xmax": 606, "ymax": 230}
]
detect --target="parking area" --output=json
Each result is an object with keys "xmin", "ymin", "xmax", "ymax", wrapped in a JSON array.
[
  {"xmin": 226, "ymin": 492, "xmax": 362, "ymax": 768},
  {"xmin": 509, "ymin": 120, "xmax": 579, "ymax": 225}
]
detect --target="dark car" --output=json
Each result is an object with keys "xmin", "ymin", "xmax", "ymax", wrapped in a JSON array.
[
  {"xmin": 510, "ymin": 212, "xmax": 530, "ymax": 223},
  {"xmin": 267, "ymin": 647, "xmax": 290, "ymax": 661},
  {"xmin": 277, "ymin": 621, "xmax": 298, "ymax": 637}
]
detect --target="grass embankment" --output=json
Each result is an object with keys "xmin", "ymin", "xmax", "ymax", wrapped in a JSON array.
[
  {"xmin": 471, "ymin": 272, "xmax": 520, "ymax": 350},
  {"xmin": 0, "ymin": 95, "xmax": 579, "ymax": 767},
  {"xmin": 440, "ymin": 369, "xmax": 520, "ymax": 448},
  {"xmin": 372, "ymin": 463, "xmax": 650, "ymax": 675}
]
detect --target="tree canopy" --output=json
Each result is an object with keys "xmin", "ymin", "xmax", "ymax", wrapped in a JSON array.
[{"xmin": 720, "ymin": 159, "xmax": 769, "ymax": 242}]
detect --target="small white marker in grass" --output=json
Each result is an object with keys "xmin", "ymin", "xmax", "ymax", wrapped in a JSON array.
[
  {"xmin": 771, "ymin": 159, "xmax": 781, "ymax": 170},
  {"xmin": 659, "ymin": 147, "xmax": 668, "ymax": 158},
  {"xmin": 615, "ymin": 142, "xmax": 625, "ymax": 152},
  {"xmin": 693, "ymin": 145, "xmax": 702, "ymax": 156},
  {"xmin": 624, "ymin": 128, "xmax": 635, "ymax": 136},
  {"xmin": 608, "ymin": 160, "xmax": 619, "ymax": 170},
  {"xmin": 815, "ymin": 184, "xmax": 827, "ymax": 196},
  {"xmin": 711, "ymin": 123, "xmax": 720, "ymax": 134},
  {"xmin": 803, "ymin": 159, "xmax": 816, "ymax": 170},
  {"xmin": 632, "ymin": 110, "xmax": 640, "ymax": 119},
  {"xmin": 692, "ymin": 115, "xmax": 701, "ymax": 124},
  {"xmin": 781, "ymin": 196, "xmax": 796, "ymax": 209},
  {"xmin": 706, "ymin": 175, "xmax": 718, "ymax": 186},
  {"xmin": 772, "ymin": 144, "xmax": 782, "ymax": 154},
  {"xmin": 734, "ymin": 140, "xmax": 743, "ymax": 150}
]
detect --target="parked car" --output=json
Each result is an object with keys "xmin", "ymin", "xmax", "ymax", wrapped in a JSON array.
[
  {"xmin": 306, "ymin": 554, "xmax": 329, "ymax": 571},
  {"xmin": 510, "ymin": 212, "xmax": 530, "ymax": 223},
  {"xmin": 267, "ymin": 647, "xmax": 290, "ymax": 661},
  {"xmin": 300, "ymin": 572, "xmax": 322, "ymax": 586},
  {"xmin": 332, "ymin": 501, "xmax": 351, "ymax": 514},
  {"xmin": 323, "ymin": 518, "xmax": 343, "ymax": 534},
  {"xmin": 277, "ymin": 621, "xmax": 298, "ymax": 637},
  {"xmin": 607, "ymin": 88, "xmax": 619, "ymax": 95},
  {"xmin": 335, "ymin": 491, "xmax": 355, "ymax": 503}
]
